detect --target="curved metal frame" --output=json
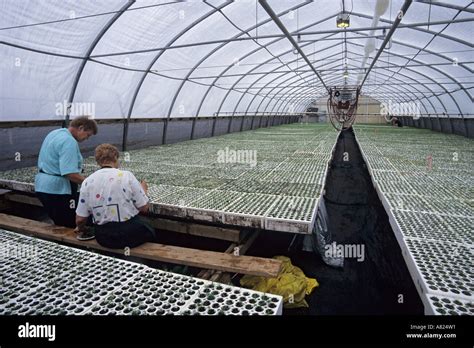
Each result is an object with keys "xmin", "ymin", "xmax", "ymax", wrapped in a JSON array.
[
  {"xmin": 3, "ymin": 0, "xmax": 473, "ymax": 142},
  {"xmin": 168, "ymin": 2, "xmax": 312, "ymax": 140},
  {"xmin": 215, "ymin": 16, "xmax": 341, "ymax": 132},
  {"xmin": 270, "ymin": 49, "xmax": 443, "ymax": 116},
  {"xmin": 255, "ymin": 33, "xmax": 462, "ymax": 118},
  {"xmin": 188, "ymin": 2, "xmax": 319, "ymax": 137},
  {"xmin": 238, "ymin": 40, "xmax": 343, "ymax": 130},
  {"xmin": 64, "ymin": 0, "xmax": 135, "ymax": 127},
  {"xmin": 111, "ymin": 3, "xmax": 474, "ymax": 128},
  {"xmin": 122, "ymin": 1, "xmax": 233, "ymax": 149},
  {"xmin": 220, "ymin": 5, "xmax": 471, "ymax": 120}
]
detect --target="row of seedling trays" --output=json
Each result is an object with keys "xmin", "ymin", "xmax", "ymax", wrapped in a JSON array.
[
  {"xmin": 0, "ymin": 229, "xmax": 283, "ymax": 315},
  {"xmin": 354, "ymin": 127, "xmax": 473, "ymax": 315}
]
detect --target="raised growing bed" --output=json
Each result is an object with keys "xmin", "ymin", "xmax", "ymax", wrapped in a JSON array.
[
  {"xmin": 0, "ymin": 124, "xmax": 339, "ymax": 234},
  {"xmin": 354, "ymin": 125, "xmax": 473, "ymax": 315}
]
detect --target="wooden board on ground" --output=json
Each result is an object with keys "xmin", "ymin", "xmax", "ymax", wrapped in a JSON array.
[{"xmin": 0, "ymin": 213, "xmax": 281, "ymax": 278}]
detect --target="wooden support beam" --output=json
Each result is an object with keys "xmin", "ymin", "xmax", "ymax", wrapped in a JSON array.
[
  {"xmin": 0, "ymin": 189, "xmax": 12, "ymax": 210},
  {"xmin": 209, "ymin": 230, "xmax": 260, "ymax": 283},
  {"xmin": 2, "ymin": 193, "xmax": 243, "ymax": 242},
  {"xmin": 5, "ymin": 193, "xmax": 42, "ymax": 207},
  {"xmin": 198, "ymin": 242, "xmax": 237, "ymax": 280},
  {"xmin": 142, "ymin": 216, "xmax": 242, "ymax": 242},
  {"xmin": 198, "ymin": 230, "xmax": 260, "ymax": 283},
  {"xmin": 0, "ymin": 213, "xmax": 281, "ymax": 278}
]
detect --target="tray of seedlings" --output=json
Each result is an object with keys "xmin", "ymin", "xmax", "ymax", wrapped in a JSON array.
[
  {"xmin": 264, "ymin": 196, "xmax": 317, "ymax": 234},
  {"xmin": 0, "ymin": 229, "xmax": 283, "ymax": 316},
  {"xmin": 403, "ymin": 237, "xmax": 473, "ymax": 303},
  {"xmin": 223, "ymin": 193, "xmax": 280, "ymax": 229},
  {"xmin": 393, "ymin": 209, "xmax": 472, "ymax": 246}
]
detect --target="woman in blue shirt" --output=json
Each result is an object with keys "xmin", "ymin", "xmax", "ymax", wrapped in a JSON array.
[{"xmin": 35, "ymin": 116, "xmax": 97, "ymax": 230}]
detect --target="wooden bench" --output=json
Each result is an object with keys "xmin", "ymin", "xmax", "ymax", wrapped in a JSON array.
[{"xmin": 0, "ymin": 213, "xmax": 281, "ymax": 278}]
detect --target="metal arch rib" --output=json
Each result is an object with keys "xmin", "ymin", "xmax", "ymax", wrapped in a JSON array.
[
  {"xmin": 256, "ymin": 53, "xmax": 441, "ymax": 117},
  {"xmin": 275, "ymin": 84, "xmax": 426, "ymax": 118},
  {"xmin": 231, "ymin": 12, "xmax": 458, "ymax": 119},
  {"xmin": 193, "ymin": 4, "xmax": 329, "ymax": 136},
  {"xmin": 359, "ymin": 0, "xmax": 413, "ymax": 88},
  {"xmin": 268, "ymin": 49, "xmax": 441, "ymax": 116},
  {"xmin": 258, "ymin": 0, "xmax": 328, "ymax": 91},
  {"xmin": 414, "ymin": 0, "xmax": 474, "ymax": 14},
  {"xmin": 170, "ymin": 2, "xmax": 314, "ymax": 139},
  {"xmin": 220, "ymin": 17, "xmax": 341, "ymax": 120},
  {"xmin": 122, "ymin": 1, "xmax": 232, "ymax": 150},
  {"xmin": 271, "ymin": 69, "xmax": 434, "ymax": 116},
  {"xmin": 244, "ymin": 43, "xmax": 347, "ymax": 122},
  {"xmin": 348, "ymin": 36, "xmax": 464, "ymax": 115},
  {"xmin": 350, "ymin": 11, "xmax": 473, "ymax": 51},
  {"xmin": 270, "ymin": 59, "xmax": 439, "ymax": 117},
  {"xmin": 348, "ymin": 14, "xmax": 472, "ymax": 101},
  {"xmin": 344, "ymin": 34, "xmax": 461, "ymax": 114},
  {"xmin": 279, "ymin": 95, "xmax": 320, "ymax": 116},
  {"xmin": 241, "ymin": 39, "xmax": 343, "ymax": 113},
  {"xmin": 235, "ymin": 40, "xmax": 343, "ymax": 130},
  {"xmin": 64, "ymin": 0, "xmax": 135, "ymax": 127},
  {"xmin": 191, "ymin": 0, "xmax": 317, "ymax": 136},
  {"xmin": 207, "ymin": 13, "xmax": 338, "ymax": 135},
  {"xmin": 244, "ymin": 44, "xmax": 430, "ymax": 116}
]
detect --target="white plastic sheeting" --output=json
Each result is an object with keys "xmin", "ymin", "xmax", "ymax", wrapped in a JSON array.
[{"xmin": 0, "ymin": 0, "xmax": 472, "ymax": 121}]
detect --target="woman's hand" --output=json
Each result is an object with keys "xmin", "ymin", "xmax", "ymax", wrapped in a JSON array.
[{"xmin": 140, "ymin": 180, "xmax": 148, "ymax": 193}]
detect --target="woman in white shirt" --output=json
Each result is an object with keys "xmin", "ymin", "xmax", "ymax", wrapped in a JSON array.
[{"xmin": 75, "ymin": 144, "xmax": 156, "ymax": 248}]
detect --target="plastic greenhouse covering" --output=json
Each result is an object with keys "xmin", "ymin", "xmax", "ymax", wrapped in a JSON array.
[{"xmin": 0, "ymin": 0, "xmax": 472, "ymax": 122}]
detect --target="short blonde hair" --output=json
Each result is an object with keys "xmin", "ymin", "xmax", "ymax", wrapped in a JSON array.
[{"xmin": 95, "ymin": 144, "xmax": 119, "ymax": 166}]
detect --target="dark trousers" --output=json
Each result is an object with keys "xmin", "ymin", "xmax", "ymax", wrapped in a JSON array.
[
  {"xmin": 36, "ymin": 182, "xmax": 78, "ymax": 228},
  {"xmin": 95, "ymin": 215, "xmax": 157, "ymax": 249}
]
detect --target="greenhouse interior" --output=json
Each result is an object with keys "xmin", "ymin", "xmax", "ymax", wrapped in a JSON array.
[{"xmin": 0, "ymin": 0, "xmax": 472, "ymax": 335}]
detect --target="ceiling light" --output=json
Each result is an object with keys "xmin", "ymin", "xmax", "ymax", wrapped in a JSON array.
[
  {"xmin": 343, "ymin": 66, "xmax": 349, "ymax": 78},
  {"xmin": 336, "ymin": 13, "xmax": 350, "ymax": 28}
]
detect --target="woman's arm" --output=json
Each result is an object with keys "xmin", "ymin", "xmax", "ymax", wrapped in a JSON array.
[
  {"xmin": 75, "ymin": 215, "xmax": 88, "ymax": 230},
  {"xmin": 67, "ymin": 173, "xmax": 85, "ymax": 184}
]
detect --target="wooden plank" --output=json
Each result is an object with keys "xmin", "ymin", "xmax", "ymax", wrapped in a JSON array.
[
  {"xmin": 3, "ymin": 193, "xmax": 242, "ymax": 242},
  {"xmin": 0, "ymin": 180, "xmax": 35, "ymax": 193},
  {"xmin": 198, "ymin": 242, "xmax": 237, "ymax": 280},
  {"xmin": 143, "ymin": 216, "xmax": 241, "ymax": 242},
  {"xmin": 0, "ymin": 213, "xmax": 282, "ymax": 278},
  {"xmin": 5, "ymin": 193, "xmax": 42, "ymax": 207},
  {"xmin": 209, "ymin": 231, "xmax": 260, "ymax": 283}
]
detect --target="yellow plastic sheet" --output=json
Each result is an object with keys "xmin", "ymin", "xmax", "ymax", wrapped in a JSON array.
[{"xmin": 240, "ymin": 256, "xmax": 318, "ymax": 308}]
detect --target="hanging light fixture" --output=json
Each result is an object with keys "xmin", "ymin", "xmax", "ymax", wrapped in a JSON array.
[
  {"xmin": 336, "ymin": 12, "xmax": 350, "ymax": 28},
  {"xmin": 343, "ymin": 65, "xmax": 349, "ymax": 78}
]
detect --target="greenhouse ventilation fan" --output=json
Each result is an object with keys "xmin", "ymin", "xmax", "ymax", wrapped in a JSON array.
[{"xmin": 327, "ymin": 85, "xmax": 361, "ymax": 131}]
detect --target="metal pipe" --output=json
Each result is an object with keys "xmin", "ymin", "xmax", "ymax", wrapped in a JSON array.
[
  {"xmin": 258, "ymin": 0, "xmax": 328, "ymax": 91},
  {"xmin": 359, "ymin": 0, "xmax": 413, "ymax": 88}
]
